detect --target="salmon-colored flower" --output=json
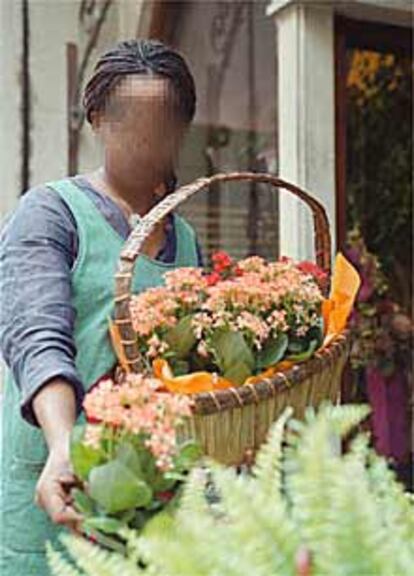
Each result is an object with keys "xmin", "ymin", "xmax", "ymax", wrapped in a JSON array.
[{"xmin": 83, "ymin": 374, "xmax": 192, "ymax": 470}]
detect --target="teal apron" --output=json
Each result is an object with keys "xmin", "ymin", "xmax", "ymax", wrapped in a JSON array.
[{"xmin": 0, "ymin": 179, "xmax": 199, "ymax": 575}]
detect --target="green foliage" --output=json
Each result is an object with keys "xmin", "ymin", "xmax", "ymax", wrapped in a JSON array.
[
  {"xmin": 346, "ymin": 50, "xmax": 412, "ymax": 312},
  {"xmin": 46, "ymin": 537, "xmax": 140, "ymax": 576},
  {"xmin": 210, "ymin": 329, "xmax": 255, "ymax": 384},
  {"xmin": 285, "ymin": 337, "xmax": 319, "ymax": 363},
  {"xmin": 69, "ymin": 408, "xmax": 201, "ymax": 543},
  {"xmin": 88, "ymin": 460, "xmax": 153, "ymax": 514},
  {"xmin": 70, "ymin": 426, "xmax": 105, "ymax": 481},
  {"xmin": 165, "ymin": 315, "xmax": 197, "ymax": 360},
  {"xmin": 257, "ymin": 333, "xmax": 288, "ymax": 369},
  {"xmin": 49, "ymin": 403, "xmax": 414, "ymax": 576}
]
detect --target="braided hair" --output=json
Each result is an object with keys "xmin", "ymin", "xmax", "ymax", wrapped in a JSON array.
[{"xmin": 83, "ymin": 39, "xmax": 196, "ymax": 127}]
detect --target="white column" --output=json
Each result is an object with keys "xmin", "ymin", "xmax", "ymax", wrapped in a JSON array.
[{"xmin": 267, "ymin": 1, "xmax": 336, "ymax": 263}]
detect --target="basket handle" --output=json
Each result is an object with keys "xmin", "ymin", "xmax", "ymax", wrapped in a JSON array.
[{"xmin": 113, "ymin": 171, "xmax": 331, "ymax": 372}]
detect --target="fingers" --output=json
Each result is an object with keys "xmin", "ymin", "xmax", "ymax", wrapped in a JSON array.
[
  {"xmin": 35, "ymin": 479, "xmax": 83, "ymax": 530},
  {"xmin": 59, "ymin": 473, "xmax": 83, "ymax": 492},
  {"xmin": 45, "ymin": 488, "xmax": 82, "ymax": 523},
  {"xmin": 53, "ymin": 504, "xmax": 83, "ymax": 527},
  {"xmin": 34, "ymin": 453, "xmax": 85, "ymax": 531}
]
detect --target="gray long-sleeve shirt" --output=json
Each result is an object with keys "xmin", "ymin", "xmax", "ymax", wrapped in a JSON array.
[{"xmin": 0, "ymin": 176, "xmax": 202, "ymax": 426}]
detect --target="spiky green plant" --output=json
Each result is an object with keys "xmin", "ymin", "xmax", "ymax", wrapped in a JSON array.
[{"xmin": 48, "ymin": 403, "xmax": 414, "ymax": 576}]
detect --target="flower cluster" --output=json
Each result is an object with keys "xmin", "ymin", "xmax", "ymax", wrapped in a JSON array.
[
  {"xmin": 129, "ymin": 288, "xmax": 178, "ymax": 337},
  {"xmin": 70, "ymin": 375, "xmax": 200, "ymax": 543},
  {"xmin": 83, "ymin": 374, "xmax": 192, "ymax": 470},
  {"xmin": 128, "ymin": 252, "xmax": 325, "ymax": 384}
]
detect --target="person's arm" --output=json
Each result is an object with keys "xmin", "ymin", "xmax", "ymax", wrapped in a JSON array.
[
  {"xmin": 0, "ymin": 186, "xmax": 85, "ymax": 425},
  {"xmin": 0, "ymin": 186, "xmax": 85, "ymax": 529},
  {"xmin": 33, "ymin": 379, "xmax": 77, "ymax": 454},
  {"xmin": 33, "ymin": 379, "xmax": 83, "ymax": 530}
]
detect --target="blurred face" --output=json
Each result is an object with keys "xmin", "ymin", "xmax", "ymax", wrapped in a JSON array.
[{"xmin": 93, "ymin": 75, "xmax": 185, "ymax": 185}]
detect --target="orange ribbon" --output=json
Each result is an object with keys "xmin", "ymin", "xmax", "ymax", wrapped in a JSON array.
[
  {"xmin": 244, "ymin": 361, "xmax": 294, "ymax": 385},
  {"xmin": 153, "ymin": 358, "xmax": 234, "ymax": 394},
  {"xmin": 321, "ymin": 253, "xmax": 361, "ymax": 347}
]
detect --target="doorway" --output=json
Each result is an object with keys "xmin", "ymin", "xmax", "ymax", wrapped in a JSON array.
[
  {"xmin": 335, "ymin": 17, "xmax": 413, "ymax": 488},
  {"xmin": 335, "ymin": 17, "xmax": 412, "ymax": 314}
]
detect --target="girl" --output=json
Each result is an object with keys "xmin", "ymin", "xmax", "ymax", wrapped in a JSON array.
[{"xmin": 0, "ymin": 39, "xmax": 201, "ymax": 575}]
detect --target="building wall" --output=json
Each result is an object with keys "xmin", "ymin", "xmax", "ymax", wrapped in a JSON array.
[
  {"xmin": 0, "ymin": 0, "xmax": 146, "ymax": 223},
  {"xmin": 0, "ymin": 0, "xmax": 22, "ymax": 222}
]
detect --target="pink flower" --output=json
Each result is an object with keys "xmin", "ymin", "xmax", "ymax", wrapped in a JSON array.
[
  {"xmin": 83, "ymin": 374, "xmax": 192, "ymax": 470},
  {"xmin": 164, "ymin": 268, "xmax": 207, "ymax": 292},
  {"xmin": 130, "ymin": 288, "xmax": 178, "ymax": 336},
  {"xmin": 83, "ymin": 424, "xmax": 103, "ymax": 449}
]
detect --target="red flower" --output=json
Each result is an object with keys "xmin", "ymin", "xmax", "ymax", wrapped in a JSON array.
[
  {"xmin": 86, "ymin": 415, "xmax": 102, "ymax": 425},
  {"xmin": 279, "ymin": 255, "xmax": 291, "ymax": 264},
  {"xmin": 156, "ymin": 490, "xmax": 175, "ymax": 503},
  {"xmin": 206, "ymin": 272, "xmax": 221, "ymax": 286},
  {"xmin": 297, "ymin": 261, "xmax": 328, "ymax": 285},
  {"xmin": 212, "ymin": 251, "xmax": 233, "ymax": 272}
]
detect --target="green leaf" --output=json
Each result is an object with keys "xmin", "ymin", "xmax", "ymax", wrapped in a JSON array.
[
  {"xmin": 191, "ymin": 353, "xmax": 212, "ymax": 372},
  {"xmin": 120, "ymin": 442, "xmax": 176, "ymax": 494},
  {"xmin": 72, "ymin": 488, "xmax": 95, "ymax": 517},
  {"xmin": 131, "ymin": 444, "xmax": 157, "ymax": 484},
  {"xmin": 151, "ymin": 472, "xmax": 177, "ymax": 494},
  {"xmin": 70, "ymin": 425, "xmax": 104, "ymax": 481},
  {"xmin": 174, "ymin": 441, "xmax": 203, "ymax": 472},
  {"xmin": 114, "ymin": 508, "xmax": 137, "ymax": 524},
  {"xmin": 223, "ymin": 361, "xmax": 253, "ymax": 385},
  {"xmin": 164, "ymin": 471, "xmax": 187, "ymax": 482},
  {"xmin": 286, "ymin": 339, "xmax": 319, "ymax": 363},
  {"xmin": 89, "ymin": 460, "xmax": 152, "ymax": 514},
  {"xmin": 171, "ymin": 359, "xmax": 190, "ymax": 376},
  {"xmin": 211, "ymin": 330, "xmax": 255, "ymax": 374},
  {"xmin": 82, "ymin": 516, "xmax": 125, "ymax": 535},
  {"xmin": 165, "ymin": 316, "xmax": 197, "ymax": 359},
  {"xmin": 115, "ymin": 441, "xmax": 143, "ymax": 478},
  {"xmin": 257, "ymin": 333, "xmax": 289, "ymax": 369},
  {"xmin": 308, "ymin": 319, "xmax": 324, "ymax": 347},
  {"xmin": 287, "ymin": 339, "xmax": 307, "ymax": 354}
]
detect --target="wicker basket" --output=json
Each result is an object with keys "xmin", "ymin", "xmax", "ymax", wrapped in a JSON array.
[{"xmin": 113, "ymin": 172, "xmax": 349, "ymax": 465}]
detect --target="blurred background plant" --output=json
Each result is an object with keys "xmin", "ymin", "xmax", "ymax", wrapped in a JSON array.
[
  {"xmin": 345, "ymin": 49, "xmax": 412, "ymax": 317},
  {"xmin": 346, "ymin": 227, "xmax": 412, "ymax": 377},
  {"xmin": 344, "ymin": 227, "xmax": 412, "ymax": 489}
]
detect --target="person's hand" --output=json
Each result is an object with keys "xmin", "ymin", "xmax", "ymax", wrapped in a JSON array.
[{"xmin": 34, "ymin": 446, "xmax": 83, "ymax": 535}]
